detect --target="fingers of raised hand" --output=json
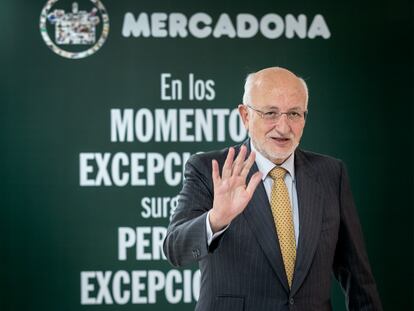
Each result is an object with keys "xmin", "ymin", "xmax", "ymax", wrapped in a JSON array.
[
  {"xmin": 221, "ymin": 147, "xmax": 235, "ymax": 179},
  {"xmin": 213, "ymin": 146, "xmax": 256, "ymax": 186},
  {"xmin": 246, "ymin": 171, "xmax": 263, "ymax": 196},
  {"xmin": 231, "ymin": 145, "xmax": 247, "ymax": 176},
  {"xmin": 212, "ymin": 159, "xmax": 220, "ymax": 184},
  {"xmin": 239, "ymin": 150, "xmax": 256, "ymax": 179}
]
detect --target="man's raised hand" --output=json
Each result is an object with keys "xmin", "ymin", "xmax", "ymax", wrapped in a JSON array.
[{"xmin": 209, "ymin": 145, "xmax": 262, "ymax": 233}]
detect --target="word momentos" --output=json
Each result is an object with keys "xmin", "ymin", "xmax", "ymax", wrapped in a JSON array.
[
  {"xmin": 111, "ymin": 108, "xmax": 246, "ymax": 143},
  {"xmin": 122, "ymin": 13, "xmax": 331, "ymax": 39}
]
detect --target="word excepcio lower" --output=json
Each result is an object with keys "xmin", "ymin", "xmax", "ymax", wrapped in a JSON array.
[
  {"xmin": 79, "ymin": 152, "xmax": 191, "ymax": 187},
  {"xmin": 81, "ymin": 269, "xmax": 200, "ymax": 305}
]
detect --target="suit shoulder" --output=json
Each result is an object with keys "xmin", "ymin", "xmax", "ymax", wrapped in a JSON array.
[
  {"xmin": 299, "ymin": 149, "xmax": 342, "ymax": 163},
  {"xmin": 189, "ymin": 147, "xmax": 228, "ymax": 164},
  {"xmin": 297, "ymin": 149, "xmax": 344, "ymax": 173}
]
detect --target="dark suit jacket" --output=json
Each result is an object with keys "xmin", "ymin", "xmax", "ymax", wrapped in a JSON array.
[{"xmin": 163, "ymin": 140, "xmax": 382, "ymax": 311}]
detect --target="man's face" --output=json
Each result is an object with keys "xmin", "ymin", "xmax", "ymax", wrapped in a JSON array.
[{"xmin": 239, "ymin": 72, "xmax": 307, "ymax": 164}]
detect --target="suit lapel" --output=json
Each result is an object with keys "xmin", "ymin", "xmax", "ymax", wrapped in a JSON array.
[
  {"xmin": 241, "ymin": 141, "xmax": 290, "ymax": 293},
  {"xmin": 290, "ymin": 149, "xmax": 324, "ymax": 296},
  {"xmin": 238, "ymin": 142, "xmax": 324, "ymax": 294}
]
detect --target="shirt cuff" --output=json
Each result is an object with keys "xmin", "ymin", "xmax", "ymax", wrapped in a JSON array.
[{"xmin": 206, "ymin": 210, "xmax": 229, "ymax": 246}]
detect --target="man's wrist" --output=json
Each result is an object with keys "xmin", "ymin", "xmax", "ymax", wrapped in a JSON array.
[{"xmin": 209, "ymin": 210, "xmax": 228, "ymax": 233}]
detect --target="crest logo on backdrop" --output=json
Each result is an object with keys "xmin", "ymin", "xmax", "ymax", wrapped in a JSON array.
[{"xmin": 40, "ymin": 0, "xmax": 109, "ymax": 59}]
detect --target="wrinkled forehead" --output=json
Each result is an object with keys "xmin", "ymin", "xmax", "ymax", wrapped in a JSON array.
[{"xmin": 250, "ymin": 78, "xmax": 308, "ymax": 109}]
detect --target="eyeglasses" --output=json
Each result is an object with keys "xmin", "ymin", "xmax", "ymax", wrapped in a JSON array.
[{"xmin": 246, "ymin": 105, "xmax": 307, "ymax": 122}]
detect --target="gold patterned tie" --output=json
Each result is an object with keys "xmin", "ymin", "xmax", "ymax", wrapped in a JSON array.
[{"xmin": 269, "ymin": 167, "xmax": 296, "ymax": 288}]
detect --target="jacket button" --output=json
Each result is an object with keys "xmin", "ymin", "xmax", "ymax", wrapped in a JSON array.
[
  {"xmin": 192, "ymin": 248, "xmax": 200, "ymax": 258},
  {"xmin": 289, "ymin": 298, "xmax": 294, "ymax": 305}
]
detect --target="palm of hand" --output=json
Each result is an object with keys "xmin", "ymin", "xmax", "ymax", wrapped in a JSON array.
[{"xmin": 210, "ymin": 145, "xmax": 262, "ymax": 231}]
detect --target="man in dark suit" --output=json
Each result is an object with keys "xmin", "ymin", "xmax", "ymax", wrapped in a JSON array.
[{"xmin": 163, "ymin": 67, "xmax": 382, "ymax": 310}]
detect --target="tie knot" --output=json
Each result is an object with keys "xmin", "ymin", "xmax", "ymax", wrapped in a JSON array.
[{"xmin": 269, "ymin": 167, "xmax": 287, "ymax": 180}]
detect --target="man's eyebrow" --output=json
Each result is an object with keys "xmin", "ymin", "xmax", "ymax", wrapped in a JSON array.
[{"xmin": 263, "ymin": 105, "xmax": 303, "ymax": 110}]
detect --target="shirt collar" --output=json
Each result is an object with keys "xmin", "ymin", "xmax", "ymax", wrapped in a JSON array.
[{"xmin": 250, "ymin": 141, "xmax": 295, "ymax": 181}]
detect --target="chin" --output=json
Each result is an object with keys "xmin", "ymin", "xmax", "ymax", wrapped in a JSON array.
[
  {"xmin": 259, "ymin": 148, "xmax": 291, "ymax": 164},
  {"xmin": 267, "ymin": 145, "xmax": 299, "ymax": 163},
  {"xmin": 271, "ymin": 153, "xmax": 293, "ymax": 164},
  {"xmin": 252, "ymin": 139, "xmax": 298, "ymax": 163}
]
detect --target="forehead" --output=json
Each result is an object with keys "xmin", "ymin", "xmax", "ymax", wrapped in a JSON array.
[
  {"xmin": 251, "ymin": 83, "xmax": 307, "ymax": 110},
  {"xmin": 249, "ymin": 73, "xmax": 307, "ymax": 110}
]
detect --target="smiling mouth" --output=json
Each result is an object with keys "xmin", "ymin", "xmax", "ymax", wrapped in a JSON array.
[
  {"xmin": 271, "ymin": 137, "xmax": 290, "ymax": 142},
  {"xmin": 270, "ymin": 137, "xmax": 292, "ymax": 146}
]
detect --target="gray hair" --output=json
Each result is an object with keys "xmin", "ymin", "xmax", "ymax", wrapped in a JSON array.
[{"xmin": 242, "ymin": 68, "xmax": 309, "ymax": 107}]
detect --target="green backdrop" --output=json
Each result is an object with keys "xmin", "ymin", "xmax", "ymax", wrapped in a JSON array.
[{"xmin": 1, "ymin": 0, "xmax": 413, "ymax": 310}]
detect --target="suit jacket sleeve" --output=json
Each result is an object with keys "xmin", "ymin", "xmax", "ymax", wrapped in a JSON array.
[
  {"xmin": 163, "ymin": 153, "xmax": 215, "ymax": 267},
  {"xmin": 333, "ymin": 161, "xmax": 383, "ymax": 310}
]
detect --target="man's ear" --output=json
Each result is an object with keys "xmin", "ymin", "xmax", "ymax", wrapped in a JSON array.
[{"xmin": 238, "ymin": 104, "xmax": 249, "ymax": 131}]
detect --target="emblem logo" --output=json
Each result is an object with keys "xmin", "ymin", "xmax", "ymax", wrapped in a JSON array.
[{"xmin": 40, "ymin": 0, "xmax": 109, "ymax": 59}]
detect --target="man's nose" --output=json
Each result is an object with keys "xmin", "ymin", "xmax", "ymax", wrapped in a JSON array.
[{"xmin": 273, "ymin": 114, "xmax": 290, "ymax": 133}]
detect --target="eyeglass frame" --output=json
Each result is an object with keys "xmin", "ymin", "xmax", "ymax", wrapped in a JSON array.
[{"xmin": 245, "ymin": 104, "xmax": 308, "ymax": 122}]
